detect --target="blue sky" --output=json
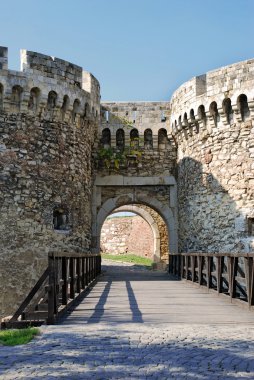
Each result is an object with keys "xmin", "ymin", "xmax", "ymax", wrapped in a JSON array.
[{"xmin": 0, "ymin": 0, "xmax": 253, "ymax": 101}]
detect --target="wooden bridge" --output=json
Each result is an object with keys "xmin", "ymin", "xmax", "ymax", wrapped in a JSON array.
[{"xmin": 2, "ymin": 252, "xmax": 254, "ymax": 328}]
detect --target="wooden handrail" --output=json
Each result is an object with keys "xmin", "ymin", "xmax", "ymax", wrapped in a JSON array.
[
  {"xmin": 48, "ymin": 252, "xmax": 101, "ymax": 258},
  {"xmin": 169, "ymin": 252, "xmax": 254, "ymax": 309},
  {"xmin": 2, "ymin": 252, "xmax": 102, "ymax": 328},
  {"xmin": 180, "ymin": 252, "xmax": 254, "ymax": 258},
  {"xmin": 8, "ymin": 267, "xmax": 49, "ymax": 323}
]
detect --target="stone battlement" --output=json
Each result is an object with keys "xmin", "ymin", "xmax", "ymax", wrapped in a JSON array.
[
  {"xmin": 100, "ymin": 101, "xmax": 172, "ymax": 149},
  {"xmin": 170, "ymin": 58, "xmax": 254, "ymax": 137},
  {"xmin": 0, "ymin": 47, "xmax": 100, "ymax": 122}
]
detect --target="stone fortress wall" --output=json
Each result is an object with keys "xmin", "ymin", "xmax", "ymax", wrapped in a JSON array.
[
  {"xmin": 0, "ymin": 47, "xmax": 100, "ymax": 317},
  {"xmin": 170, "ymin": 58, "xmax": 254, "ymax": 253},
  {"xmin": 0, "ymin": 44, "xmax": 253, "ymax": 318}
]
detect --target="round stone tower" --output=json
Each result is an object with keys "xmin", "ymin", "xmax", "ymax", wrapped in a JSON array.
[
  {"xmin": 0, "ymin": 47, "xmax": 100, "ymax": 317},
  {"xmin": 170, "ymin": 58, "xmax": 254, "ymax": 254}
]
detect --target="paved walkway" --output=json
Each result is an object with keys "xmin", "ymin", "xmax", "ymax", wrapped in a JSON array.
[{"xmin": 1, "ymin": 260, "xmax": 254, "ymax": 379}]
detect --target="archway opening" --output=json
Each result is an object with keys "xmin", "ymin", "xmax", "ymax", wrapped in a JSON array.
[{"xmin": 99, "ymin": 203, "xmax": 170, "ymax": 270}]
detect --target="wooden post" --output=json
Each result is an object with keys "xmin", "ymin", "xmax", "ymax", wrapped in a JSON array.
[
  {"xmin": 76, "ymin": 258, "xmax": 81, "ymax": 294},
  {"xmin": 81, "ymin": 257, "xmax": 85, "ymax": 289},
  {"xmin": 206, "ymin": 256, "xmax": 211, "ymax": 289},
  {"xmin": 181, "ymin": 255, "xmax": 184, "ymax": 279},
  {"xmin": 198, "ymin": 256, "xmax": 202, "ymax": 285},
  {"xmin": 93, "ymin": 256, "xmax": 96, "ymax": 280},
  {"xmin": 216, "ymin": 256, "xmax": 222, "ymax": 294},
  {"xmin": 232, "ymin": 257, "xmax": 237, "ymax": 299},
  {"xmin": 61, "ymin": 257, "xmax": 68, "ymax": 305},
  {"xmin": 244, "ymin": 256, "xmax": 254, "ymax": 307},
  {"xmin": 47, "ymin": 254, "xmax": 56, "ymax": 324},
  {"xmin": 85, "ymin": 257, "xmax": 89, "ymax": 286},
  {"xmin": 191, "ymin": 256, "xmax": 195, "ymax": 282},
  {"xmin": 70, "ymin": 257, "xmax": 75, "ymax": 299}
]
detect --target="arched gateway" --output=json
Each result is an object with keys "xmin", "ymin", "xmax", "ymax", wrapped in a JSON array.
[{"xmin": 91, "ymin": 174, "xmax": 178, "ymax": 262}]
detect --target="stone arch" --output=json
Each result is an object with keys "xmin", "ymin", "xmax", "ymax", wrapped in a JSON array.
[
  {"xmin": 116, "ymin": 128, "xmax": 125, "ymax": 150},
  {"xmin": 178, "ymin": 115, "xmax": 182, "ymax": 129},
  {"xmin": 47, "ymin": 90, "xmax": 57, "ymax": 110},
  {"xmin": 102, "ymin": 128, "xmax": 111, "ymax": 148},
  {"xmin": 183, "ymin": 112, "xmax": 188, "ymax": 127},
  {"xmin": 84, "ymin": 102, "xmax": 90, "ymax": 117},
  {"xmin": 158, "ymin": 128, "xmax": 168, "ymax": 150},
  {"xmin": 130, "ymin": 128, "xmax": 139, "ymax": 148},
  {"xmin": 237, "ymin": 94, "xmax": 250, "ymax": 121},
  {"xmin": 197, "ymin": 105, "xmax": 206, "ymax": 125},
  {"xmin": 94, "ymin": 194, "xmax": 177, "ymax": 258},
  {"xmin": 222, "ymin": 98, "xmax": 233, "ymax": 124},
  {"xmin": 144, "ymin": 128, "xmax": 153, "ymax": 149},
  {"xmin": 11, "ymin": 85, "xmax": 23, "ymax": 112},
  {"xmin": 209, "ymin": 101, "xmax": 219, "ymax": 126},
  {"xmin": 28, "ymin": 87, "xmax": 40, "ymax": 112},
  {"xmin": 190, "ymin": 109, "xmax": 195, "ymax": 123},
  {"xmin": 61, "ymin": 95, "xmax": 70, "ymax": 119},
  {"xmin": 111, "ymin": 205, "xmax": 161, "ymax": 262},
  {"xmin": 72, "ymin": 98, "xmax": 81, "ymax": 121}
]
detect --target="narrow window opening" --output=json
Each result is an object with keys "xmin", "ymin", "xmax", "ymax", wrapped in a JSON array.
[
  {"xmin": 102, "ymin": 128, "xmax": 111, "ymax": 148},
  {"xmin": 144, "ymin": 129, "xmax": 153, "ymax": 149},
  {"xmin": 133, "ymin": 110, "xmax": 136, "ymax": 123},
  {"xmin": 248, "ymin": 217, "xmax": 254, "ymax": 236},
  {"xmin": 161, "ymin": 111, "xmax": 166, "ymax": 122},
  {"xmin": 53, "ymin": 208, "xmax": 70, "ymax": 231},
  {"xmin": 72, "ymin": 99, "xmax": 81, "ymax": 121},
  {"xmin": 116, "ymin": 129, "xmax": 125, "ymax": 151},
  {"xmin": 105, "ymin": 110, "xmax": 109, "ymax": 123},
  {"xmin": 198, "ymin": 105, "xmax": 206, "ymax": 125},
  {"xmin": 28, "ymin": 87, "xmax": 40, "ymax": 112},
  {"xmin": 222, "ymin": 98, "xmax": 233, "ymax": 124},
  {"xmin": 11, "ymin": 85, "xmax": 23, "ymax": 112},
  {"xmin": 130, "ymin": 128, "xmax": 139, "ymax": 148},
  {"xmin": 47, "ymin": 91, "xmax": 57, "ymax": 110},
  {"xmin": 209, "ymin": 102, "xmax": 219, "ymax": 126},
  {"xmin": 158, "ymin": 128, "xmax": 168, "ymax": 150},
  {"xmin": 238, "ymin": 94, "xmax": 250, "ymax": 122}
]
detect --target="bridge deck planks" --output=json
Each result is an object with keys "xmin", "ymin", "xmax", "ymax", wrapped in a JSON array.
[{"xmin": 61, "ymin": 261, "xmax": 254, "ymax": 325}]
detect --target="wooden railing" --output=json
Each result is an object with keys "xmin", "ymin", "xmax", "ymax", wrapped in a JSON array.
[
  {"xmin": 169, "ymin": 252, "xmax": 254, "ymax": 309},
  {"xmin": 1, "ymin": 253, "xmax": 101, "ymax": 328}
]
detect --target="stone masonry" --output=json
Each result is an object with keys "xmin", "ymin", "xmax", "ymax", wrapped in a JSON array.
[
  {"xmin": 0, "ymin": 48, "xmax": 100, "ymax": 318},
  {"xmin": 101, "ymin": 215, "xmax": 154, "ymax": 258},
  {"xmin": 170, "ymin": 58, "xmax": 254, "ymax": 253},
  {"xmin": 0, "ymin": 46, "xmax": 253, "ymax": 318}
]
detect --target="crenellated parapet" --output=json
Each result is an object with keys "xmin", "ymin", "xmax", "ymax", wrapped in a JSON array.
[
  {"xmin": 96, "ymin": 101, "xmax": 177, "ymax": 177},
  {"xmin": 100, "ymin": 101, "xmax": 172, "ymax": 149},
  {"xmin": 0, "ymin": 48, "xmax": 100, "ymax": 123},
  {"xmin": 170, "ymin": 58, "xmax": 254, "ymax": 141}
]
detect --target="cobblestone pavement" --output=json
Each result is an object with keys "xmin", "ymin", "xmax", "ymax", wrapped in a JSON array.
[{"xmin": 1, "ymin": 260, "xmax": 254, "ymax": 380}]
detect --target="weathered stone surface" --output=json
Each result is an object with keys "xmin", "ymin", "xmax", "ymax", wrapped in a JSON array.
[
  {"xmin": 0, "ymin": 49, "xmax": 100, "ymax": 318},
  {"xmin": 101, "ymin": 214, "xmax": 154, "ymax": 258},
  {"xmin": 171, "ymin": 60, "xmax": 254, "ymax": 253}
]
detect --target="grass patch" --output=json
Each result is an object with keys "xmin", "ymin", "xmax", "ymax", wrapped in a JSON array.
[
  {"xmin": 0, "ymin": 327, "xmax": 40, "ymax": 346},
  {"xmin": 101, "ymin": 253, "xmax": 153, "ymax": 268}
]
